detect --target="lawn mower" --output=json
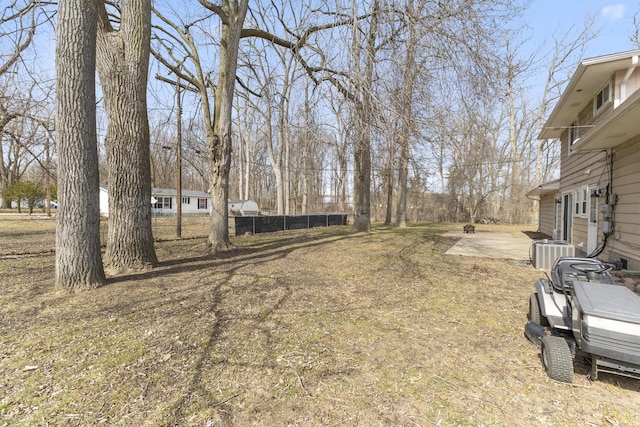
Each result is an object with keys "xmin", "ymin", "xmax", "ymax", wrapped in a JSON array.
[{"xmin": 525, "ymin": 256, "xmax": 640, "ymax": 383}]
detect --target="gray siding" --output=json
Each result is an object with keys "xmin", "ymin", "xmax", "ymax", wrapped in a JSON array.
[
  {"xmin": 607, "ymin": 136, "xmax": 640, "ymax": 268},
  {"xmin": 538, "ymin": 193, "xmax": 556, "ymax": 238}
]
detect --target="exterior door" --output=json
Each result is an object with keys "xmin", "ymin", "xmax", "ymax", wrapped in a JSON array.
[{"xmin": 587, "ymin": 185, "xmax": 599, "ymax": 255}]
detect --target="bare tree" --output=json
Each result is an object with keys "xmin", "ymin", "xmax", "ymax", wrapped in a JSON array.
[
  {"xmin": 240, "ymin": 35, "xmax": 308, "ymax": 215},
  {"xmin": 0, "ymin": 0, "xmax": 37, "ymax": 76},
  {"xmin": 0, "ymin": 80, "xmax": 29, "ymax": 207},
  {"xmin": 96, "ymin": 0, "xmax": 158, "ymax": 273},
  {"xmin": 196, "ymin": 0, "xmax": 249, "ymax": 250},
  {"xmin": 326, "ymin": 89, "xmax": 351, "ymax": 212},
  {"xmin": 307, "ymin": 0, "xmax": 380, "ymax": 231},
  {"xmin": 532, "ymin": 18, "xmax": 598, "ymax": 186},
  {"xmin": 394, "ymin": 0, "xmax": 419, "ymax": 228},
  {"xmin": 0, "ymin": 0, "xmax": 37, "ymax": 208},
  {"xmin": 350, "ymin": 0, "xmax": 378, "ymax": 232},
  {"xmin": 55, "ymin": 0, "xmax": 106, "ymax": 290},
  {"xmin": 152, "ymin": 1, "xmax": 250, "ymax": 251},
  {"xmin": 232, "ymin": 93, "xmax": 260, "ymax": 201},
  {"xmin": 152, "ymin": 0, "xmax": 356, "ymax": 248}
]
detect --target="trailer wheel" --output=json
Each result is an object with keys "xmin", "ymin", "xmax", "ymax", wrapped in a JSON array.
[
  {"xmin": 541, "ymin": 336, "xmax": 574, "ymax": 383},
  {"xmin": 528, "ymin": 293, "xmax": 548, "ymax": 326}
]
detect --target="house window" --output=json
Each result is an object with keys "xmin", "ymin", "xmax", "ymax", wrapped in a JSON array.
[
  {"xmin": 153, "ymin": 197, "xmax": 172, "ymax": 209},
  {"xmin": 594, "ymin": 81, "xmax": 611, "ymax": 114},
  {"xmin": 573, "ymin": 186, "xmax": 588, "ymax": 218},
  {"xmin": 182, "ymin": 197, "xmax": 190, "ymax": 204},
  {"xmin": 569, "ymin": 120, "xmax": 580, "ymax": 145},
  {"xmin": 198, "ymin": 198, "xmax": 208, "ymax": 210}
]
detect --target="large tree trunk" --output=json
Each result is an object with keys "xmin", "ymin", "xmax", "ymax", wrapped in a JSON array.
[
  {"xmin": 207, "ymin": 1, "xmax": 248, "ymax": 251},
  {"xmin": 55, "ymin": 0, "xmax": 106, "ymax": 290},
  {"xmin": 352, "ymin": 106, "xmax": 372, "ymax": 232},
  {"xmin": 96, "ymin": 0, "xmax": 157, "ymax": 273},
  {"xmin": 351, "ymin": 0, "xmax": 379, "ymax": 232}
]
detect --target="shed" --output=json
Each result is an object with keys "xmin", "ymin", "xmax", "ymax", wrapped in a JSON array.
[{"xmin": 229, "ymin": 200, "xmax": 260, "ymax": 216}]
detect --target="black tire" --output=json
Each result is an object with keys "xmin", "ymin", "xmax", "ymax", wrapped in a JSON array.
[
  {"xmin": 541, "ymin": 336, "xmax": 574, "ymax": 383},
  {"xmin": 528, "ymin": 293, "xmax": 549, "ymax": 326}
]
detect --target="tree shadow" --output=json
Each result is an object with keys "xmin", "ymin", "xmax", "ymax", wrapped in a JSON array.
[{"xmin": 107, "ymin": 230, "xmax": 358, "ymax": 285}]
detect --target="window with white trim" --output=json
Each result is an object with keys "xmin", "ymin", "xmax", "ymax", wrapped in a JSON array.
[
  {"xmin": 569, "ymin": 121, "xmax": 580, "ymax": 144},
  {"xmin": 594, "ymin": 80, "xmax": 611, "ymax": 114},
  {"xmin": 153, "ymin": 197, "xmax": 172, "ymax": 209},
  {"xmin": 573, "ymin": 186, "xmax": 588, "ymax": 218},
  {"xmin": 198, "ymin": 198, "xmax": 208, "ymax": 210}
]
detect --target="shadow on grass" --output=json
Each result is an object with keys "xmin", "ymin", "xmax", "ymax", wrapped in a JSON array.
[{"xmin": 107, "ymin": 228, "xmax": 359, "ymax": 285}]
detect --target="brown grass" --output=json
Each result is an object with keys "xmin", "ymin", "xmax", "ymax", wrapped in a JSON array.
[{"xmin": 1, "ymin": 219, "xmax": 639, "ymax": 426}]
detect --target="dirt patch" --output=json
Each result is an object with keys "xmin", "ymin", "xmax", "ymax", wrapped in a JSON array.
[{"xmin": 1, "ymin": 222, "xmax": 639, "ymax": 426}]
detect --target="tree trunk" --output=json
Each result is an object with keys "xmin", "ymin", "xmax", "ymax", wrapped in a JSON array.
[
  {"xmin": 55, "ymin": 0, "xmax": 106, "ymax": 290},
  {"xmin": 352, "ymin": 106, "xmax": 372, "ymax": 232},
  {"xmin": 384, "ymin": 163, "xmax": 394, "ymax": 225},
  {"xmin": 396, "ymin": 0, "xmax": 418, "ymax": 228},
  {"xmin": 207, "ymin": 1, "xmax": 248, "ymax": 251},
  {"xmin": 351, "ymin": 0, "xmax": 379, "ymax": 232},
  {"xmin": 243, "ymin": 138, "xmax": 250, "ymax": 200},
  {"xmin": 96, "ymin": 0, "xmax": 157, "ymax": 273}
]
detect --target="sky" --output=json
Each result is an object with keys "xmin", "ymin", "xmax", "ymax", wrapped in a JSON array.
[{"xmin": 524, "ymin": 0, "xmax": 638, "ymax": 59}]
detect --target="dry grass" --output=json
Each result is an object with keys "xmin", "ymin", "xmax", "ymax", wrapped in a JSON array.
[
  {"xmin": 1, "ymin": 219, "xmax": 639, "ymax": 426},
  {"xmin": 0, "ymin": 215, "xmax": 210, "ymax": 257}
]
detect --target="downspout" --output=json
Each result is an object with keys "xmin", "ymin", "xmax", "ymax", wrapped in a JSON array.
[{"xmin": 620, "ymin": 55, "xmax": 638, "ymax": 102}]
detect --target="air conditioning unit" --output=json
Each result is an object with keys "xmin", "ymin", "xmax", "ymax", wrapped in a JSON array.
[{"xmin": 532, "ymin": 240, "xmax": 575, "ymax": 270}]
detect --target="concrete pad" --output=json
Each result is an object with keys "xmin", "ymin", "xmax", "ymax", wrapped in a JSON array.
[{"xmin": 443, "ymin": 231, "xmax": 534, "ymax": 261}]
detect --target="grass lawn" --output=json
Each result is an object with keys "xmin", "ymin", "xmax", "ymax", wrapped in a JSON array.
[{"xmin": 1, "ymin": 220, "xmax": 639, "ymax": 426}]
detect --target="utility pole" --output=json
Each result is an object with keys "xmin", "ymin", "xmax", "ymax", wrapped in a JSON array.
[{"xmin": 176, "ymin": 75, "xmax": 182, "ymax": 238}]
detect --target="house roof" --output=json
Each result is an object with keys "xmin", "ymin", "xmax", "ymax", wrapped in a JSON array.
[
  {"xmin": 526, "ymin": 179, "xmax": 560, "ymax": 200},
  {"xmin": 100, "ymin": 185, "xmax": 209, "ymax": 198},
  {"xmin": 539, "ymin": 49, "xmax": 640, "ymax": 142},
  {"xmin": 152, "ymin": 188, "xmax": 209, "ymax": 198}
]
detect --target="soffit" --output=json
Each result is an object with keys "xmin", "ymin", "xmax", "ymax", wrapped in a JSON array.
[{"xmin": 539, "ymin": 50, "xmax": 640, "ymax": 140}]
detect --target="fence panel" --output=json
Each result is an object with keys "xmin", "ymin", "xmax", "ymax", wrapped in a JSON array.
[{"xmin": 234, "ymin": 214, "xmax": 348, "ymax": 236}]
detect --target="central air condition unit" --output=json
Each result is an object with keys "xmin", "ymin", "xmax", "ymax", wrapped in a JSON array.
[{"xmin": 532, "ymin": 240, "xmax": 575, "ymax": 270}]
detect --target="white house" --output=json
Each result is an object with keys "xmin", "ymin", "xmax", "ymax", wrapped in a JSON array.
[{"xmin": 99, "ymin": 186, "xmax": 210, "ymax": 216}]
